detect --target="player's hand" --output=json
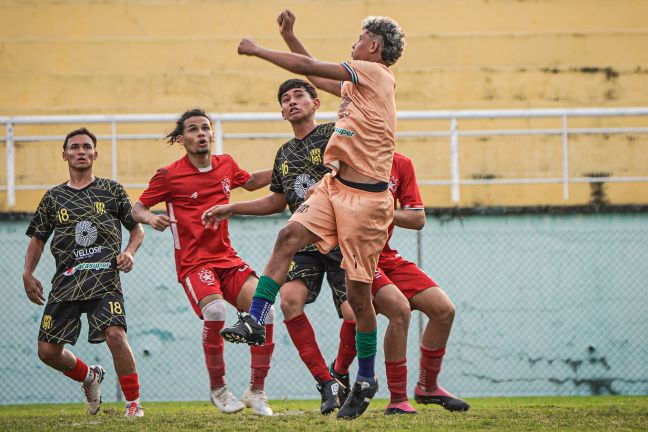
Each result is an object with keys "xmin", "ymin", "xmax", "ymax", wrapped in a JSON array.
[
  {"xmin": 148, "ymin": 214, "xmax": 175, "ymax": 232},
  {"xmin": 116, "ymin": 251, "xmax": 134, "ymax": 273},
  {"xmin": 277, "ymin": 9, "xmax": 296, "ymax": 37},
  {"xmin": 238, "ymin": 38, "xmax": 259, "ymax": 56},
  {"xmin": 23, "ymin": 273, "xmax": 45, "ymax": 305},
  {"xmin": 202, "ymin": 204, "xmax": 234, "ymax": 229}
]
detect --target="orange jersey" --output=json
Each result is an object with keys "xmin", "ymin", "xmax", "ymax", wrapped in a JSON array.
[{"xmin": 324, "ymin": 60, "xmax": 397, "ymax": 183}]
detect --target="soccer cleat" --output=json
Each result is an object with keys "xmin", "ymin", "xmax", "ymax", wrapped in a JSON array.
[
  {"xmin": 124, "ymin": 401, "xmax": 144, "ymax": 417},
  {"xmin": 384, "ymin": 400, "xmax": 417, "ymax": 415},
  {"xmin": 82, "ymin": 365, "xmax": 105, "ymax": 415},
  {"xmin": 414, "ymin": 385, "xmax": 470, "ymax": 412},
  {"xmin": 220, "ymin": 312, "xmax": 266, "ymax": 346},
  {"xmin": 336, "ymin": 376, "xmax": 378, "ymax": 419},
  {"xmin": 316, "ymin": 379, "xmax": 344, "ymax": 415},
  {"xmin": 210, "ymin": 386, "xmax": 245, "ymax": 414},
  {"xmin": 242, "ymin": 388, "xmax": 273, "ymax": 416},
  {"xmin": 329, "ymin": 361, "xmax": 350, "ymax": 405}
]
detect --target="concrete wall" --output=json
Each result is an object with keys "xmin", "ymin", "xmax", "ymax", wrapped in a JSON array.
[{"xmin": 1, "ymin": 0, "xmax": 648, "ymax": 210}]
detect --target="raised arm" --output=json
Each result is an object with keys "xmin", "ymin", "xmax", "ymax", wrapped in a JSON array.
[
  {"xmin": 238, "ymin": 38, "xmax": 351, "ymax": 86},
  {"xmin": 277, "ymin": 10, "xmax": 342, "ymax": 97},
  {"xmin": 242, "ymin": 169, "xmax": 272, "ymax": 191},
  {"xmin": 23, "ymin": 236, "xmax": 46, "ymax": 305}
]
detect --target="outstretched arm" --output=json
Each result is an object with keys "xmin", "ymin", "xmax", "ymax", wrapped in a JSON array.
[
  {"xmin": 393, "ymin": 209, "xmax": 426, "ymax": 231},
  {"xmin": 242, "ymin": 169, "xmax": 272, "ymax": 191},
  {"xmin": 202, "ymin": 192, "xmax": 287, "ymax": 228},
  {"xmin": 238, "ymin": 38, "xmax": 351, "ymax": 85},
  {"xmin": 277, "ymin": 10, "xmax": 342, "ymax": 97}
]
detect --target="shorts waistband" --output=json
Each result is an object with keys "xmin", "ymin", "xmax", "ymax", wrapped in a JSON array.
[{"xmin": 335, "ymin": 176, "xmax": 388, "ymax": 192}]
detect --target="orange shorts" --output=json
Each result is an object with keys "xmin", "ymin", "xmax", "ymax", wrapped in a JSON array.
[{"xmin": 290, "ymin": 173, "xmax": 394, "ymax": 283}]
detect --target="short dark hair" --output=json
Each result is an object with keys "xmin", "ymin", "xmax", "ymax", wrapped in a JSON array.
[
  {"xmin": 166, "ymin": 108, "xmax": 212, "ymax": 145},
  {"xmin": 277, "ymin": 79, "xmax": 318, "ymax": 103},
  {"xmin": 63, "ymin": 127, "xmax": 97, "ymax": 150}
]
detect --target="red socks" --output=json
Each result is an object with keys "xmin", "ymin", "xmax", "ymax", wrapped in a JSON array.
[
  {"xmin": 203, "ymin": 320, "xmax": 226, "ymax": 390},
  {"xmin": 334, "ymin": 320, "xmax": 357, "ymax": 374},
  {"xmin": 63, "ymin": 357, "xmax": 90, "ymax": 382},
  {"xmin": 385, "ymin": 359, "xmax": 408, "ymax": 403},
  {"xmin": 250, "ymin": 324, "xmax": 274, "ymax": 390},
  {"xmin": 119, "ymin": 373, "xmax": 140, "ymax": 402},
  {"xmin": 418, "ymin": 345, "xmax": 446, "ymax": 392},
  {"xmin": 284, "ymin": 313, "xmax": 333, "ymax": 384}
]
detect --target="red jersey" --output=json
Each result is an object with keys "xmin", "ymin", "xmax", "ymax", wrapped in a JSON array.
[
  {"xmin": 138, "ymin": 154, "xmax": 251, "ymax": 281},
  {"xmin": 379, "ymin": 152, "xmax": 424, "ymax": 263}
]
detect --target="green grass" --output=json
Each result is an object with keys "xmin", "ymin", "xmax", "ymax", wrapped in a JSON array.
[{"xmin": 1, "ymin": 396, "xmax": 647, "ymax": 431}]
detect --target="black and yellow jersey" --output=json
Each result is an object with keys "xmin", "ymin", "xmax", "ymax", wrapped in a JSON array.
[
  {"xmin": 270, "ymin": 122, "xmax": 335, "ymax": 213},
  {"xmin": 26, "ymin": 178, "xmax": 137, "ymax": 303}
]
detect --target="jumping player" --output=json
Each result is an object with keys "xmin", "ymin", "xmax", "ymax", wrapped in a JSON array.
[{"xmin": 206, "ymin": 11, "xmax": 406, "ymax": 419}]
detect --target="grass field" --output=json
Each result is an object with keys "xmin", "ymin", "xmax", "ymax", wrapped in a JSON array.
[{"xmin": 1, "ymin": 396, "xmax": 647, "ymax": 431}]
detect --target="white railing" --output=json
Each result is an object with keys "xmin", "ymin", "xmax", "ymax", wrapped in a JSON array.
[{"xmin": 1, "ymin": 108, "xmax": 648, "ymax": 208}]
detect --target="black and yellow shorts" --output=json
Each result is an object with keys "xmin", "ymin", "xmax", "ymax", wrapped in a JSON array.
[
  {"xmin": 38, "ymin": 293, "xmax": 127, "ymax": 345},
  {"xmin": 286, "ymin": 248, "xmax": 347, "ymax": 317}
]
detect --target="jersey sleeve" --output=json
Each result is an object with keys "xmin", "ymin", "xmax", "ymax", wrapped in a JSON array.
[
  {"xmin": 25, "ymin": 191, "xmax": 54, "ymax": 242},
  {"xmin": 396, "ymin": 157, "xmax": 424, "ymax": 209},
  {"xmin": 115, "ymin": 183, "xmax": 138, "ymax": 230},
  {"xmin": 227, "ymin": 155, "xmax": 252, "ymax": 189},
  {"xmin": 341, "ymin": 60, "xmax": 383, "ymax": 86},
  {"xmin": 138, "ymin": 168, "xmax": 169, "ymax": 208},
  {"xmin": 320, "ymin": 122, "xmax": 336, "ymax": 139},
  {"xmin": 270, "ymin": 146, "xmax": 284, "ymax": 194}
]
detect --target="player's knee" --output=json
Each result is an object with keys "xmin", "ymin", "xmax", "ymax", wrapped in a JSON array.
[
  {"xmin": 390, "ymin": 302, "xmax": 411, "ymax": 329},
  {"xmin": 104, "ymin": 325, "xmax": 128, "ymax": 347},
  {"xmin": 37, "ymin": 343, "xmax": 62, "ymax": 366},
  {"xmin": 275, "ymin": 225, "xmax": 304, "ymax": 254},
  {"xmin": 440, "ymin": 300, "xmax": 456, "ymax": 325},
  {"xmin": 280, "ymin": 295, "xmax": 303, "ymax": 319},
  {"xmin": 202, "ymin": 299, "xmax": 227, "ymax": 322}
]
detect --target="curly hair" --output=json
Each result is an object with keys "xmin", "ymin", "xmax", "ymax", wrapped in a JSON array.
[
  {"xmin": 362, "ymin": 16, "xmax": 406, "ymax": 66},
  {"xmin": 166, "ymin": 108, "xmax": 212, "ymax": 145}
]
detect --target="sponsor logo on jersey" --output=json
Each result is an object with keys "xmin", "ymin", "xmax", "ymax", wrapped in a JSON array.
[
  {"xmin": 334, "ymin": 127, "xmax": 355, "ymax": 137},
  {"xmin": 310, "ymin": 148, "xmax": 322, "ymax": 165},
  {"xmin": 190, "ymin": 192, "xmax": 198, "ymax": 199},
  {"xmin": 75, "ymin": 220, "xmax": 98, "ymax": 247},
  {"xmin": 198, "ymin": 268, "xmax": 215, "ymax": 286},
  {"xmin": 94, "ymin": 202, "xmax": 106, "ymax": 214},
  {"xmin": 296, "ymin": 203, "xmax": 309, "ymax": 214},
  {"xmin": 294, "ymin": 173, "xmax": 316, "ymax": 199},
  {"xmin": 74, "ymin": 246, "xmax": 103, "ymax": 260},
  {"xmin": 63, "ymin": 262, "xmax": 112, "ymax": 276},
  {"xmin": 221, "ymin": 177, "xmax": 231, "ymax": 198},
  {"xmin": 238, "ymin": 265, "xmax": 249, "ymax": 272}
]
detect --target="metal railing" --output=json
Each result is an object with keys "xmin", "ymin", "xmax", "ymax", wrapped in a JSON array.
[{"xmin": 1, "ymin": 107, "xmax": 648, "ymax": 208}]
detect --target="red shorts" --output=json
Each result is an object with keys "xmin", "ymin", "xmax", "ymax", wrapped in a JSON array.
[
  {"xmin": 181, "ymin": 263, "xmax": 256, "ymax": 318},
  {"xmin": 371, "ymin": 255, "xmax": 437, "ymax": 299}
]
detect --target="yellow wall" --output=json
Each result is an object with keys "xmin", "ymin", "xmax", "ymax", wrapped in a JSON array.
[{"xmin": 1, "ymin": 0, "xmax": 647, "ymax": 211}]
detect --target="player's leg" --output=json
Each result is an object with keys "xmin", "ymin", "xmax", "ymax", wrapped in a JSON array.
[
  {"xmin": 184, "ymin": 268, "xmax": 244, "ymax": 414},
  {"xmin": 386, "ymin": 259, "xmax": 469, "ymax": 411},
  {"xmin": 281, "ymin": 257, "xmax": 341, "ymax": 414},
  {"xmin": 330, "ymin": 301, "xmax": 355, "ymax": 402},
  {"xmin": 37, "ymin": 301, "xmax": 104, "ymax": 415},
  {"xmin": 333, "ymin": 179, "xmax": 393, "ymax": 419},
  {"xmin": 222, "ymin": 179, "xmax": 337, "ymax": 344},
  {"xmin": 373, "ymin": 280, "xmax": 416, "ymax": 415},
  {"xmin": 233, "ymin": 272, "xmax": 274, "ymax": 416},
  {"xmin": 409, "ymin": 285, "xmax": 469, "ymax": 411},
  {"xmin": 87, "ymin": 294, "xmax": 143, "ymax": 417}
]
